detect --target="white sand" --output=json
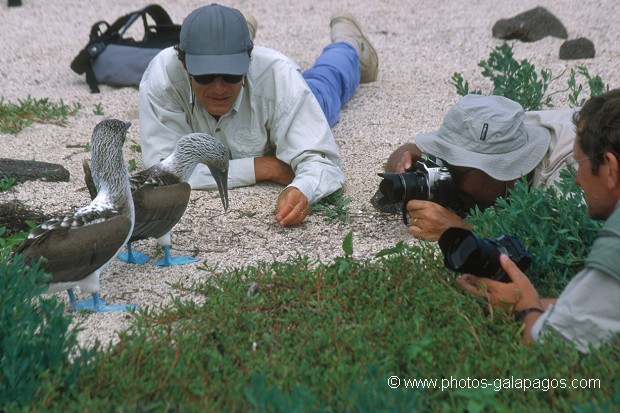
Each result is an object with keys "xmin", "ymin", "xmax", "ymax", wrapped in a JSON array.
[{"xmin": 1, "ymin": 0, "xmax": 618, "ymax": 347}]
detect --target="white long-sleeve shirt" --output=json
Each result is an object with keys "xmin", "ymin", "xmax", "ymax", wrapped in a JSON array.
[{"xmin": 139, "ymin": 46, "xmax": 345, "ymax": 204}]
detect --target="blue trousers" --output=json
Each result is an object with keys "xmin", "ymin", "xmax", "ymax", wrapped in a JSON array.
[{"xmin": 302, "ymin": 42, "xmax": 360, "ymax": 127}]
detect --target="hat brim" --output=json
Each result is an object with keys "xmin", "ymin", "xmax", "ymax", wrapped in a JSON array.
[
  {"xmin": 414, "ymin": 124, "xmax": 551, "ymax": 181},
  {"xmin": 185, "ymin": 51, "xmax": 249, "ymax": 76}
]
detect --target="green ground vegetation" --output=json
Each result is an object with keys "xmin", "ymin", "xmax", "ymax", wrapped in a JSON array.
[
  {"xmin": 2, "ymin": 172, "xmax": 618, "ymax": 412},
  {"xmin": 0, "ymin": 96, "xmax": 81, "ymax": 134}
]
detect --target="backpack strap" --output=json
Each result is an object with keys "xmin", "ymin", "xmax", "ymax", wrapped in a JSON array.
[
  {"xmin": 113, "ymin": 4, "xmax": 174, "ymax": 38},
  {"xmin": 139, "ymin": 4, "xmax": 180, "ymax": 46},
  {"xmin": 70, "ymin": 4, "xmax": 179, "ymax": 93},
  {"xmin": 70, "ymin": 20, "xmax": 111, "ymax": 93}
]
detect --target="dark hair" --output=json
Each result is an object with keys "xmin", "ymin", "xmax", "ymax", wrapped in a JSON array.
[
  {"xmin": 175, "ymin": 45, "xmax": 185, "ymax": 64},
  {"xmin": 573, "ymin": 88, "xmax": 620, "ymax": 175}
]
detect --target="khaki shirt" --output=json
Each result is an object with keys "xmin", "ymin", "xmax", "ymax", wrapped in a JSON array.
[{"xmin": 526, "ymin": 108, "xmax": 577, "ymax": 188}]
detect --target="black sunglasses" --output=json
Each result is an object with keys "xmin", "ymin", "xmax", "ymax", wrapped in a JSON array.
[{"xmin": 191, "ymin": 73, "xmax": 244, "ymax": 85}]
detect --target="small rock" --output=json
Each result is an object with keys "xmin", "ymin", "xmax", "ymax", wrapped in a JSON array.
[
  {"xmin": 559, "ymin": 37, "xmax": 596, "ymax": 60},
  {"xmin": 0, "ymin": 158, "xmax": 70, "ymax": 184},
  {"xmin": 492, "ymin": 6, "xmax": 568, "ymax": 42}
]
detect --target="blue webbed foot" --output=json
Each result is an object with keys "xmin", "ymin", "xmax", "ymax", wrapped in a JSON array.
[
  {"xmin": 67, "ymin": 290, "xmax": 137, "ymax": 313},
  {"xmin": 117, "ymin": 243, "xmax": 150, "ymax": 264},
  {"xmin": 155, "ymin": 245, "xmax": 199, "ymax": 266}
]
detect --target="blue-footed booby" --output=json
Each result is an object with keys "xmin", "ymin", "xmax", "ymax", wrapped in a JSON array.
[
  {"xmin": 84, "ymin": 132, "xmax": 229, "ymax": 266},
  {"xmin": 14, "ymin": 119, "xmax": 135, "ymax": 312}
]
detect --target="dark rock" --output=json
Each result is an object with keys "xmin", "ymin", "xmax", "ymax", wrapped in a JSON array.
[
  {"xmin": 0, "ymin": 158, "xmax": 70, "ymax": 184},
  {"xmin": 559, "ymin": 37, "xmax": 596, "ymax": 60},
  {"xmin": 8, "ymin": 0, "xmax": 23, "ymax": 7},
  {"xmin": 492, "ymin": 6, "xmax": 568, "ymax": 42},
  {"xmin": 0, "ymin": 200, "xmax": 48, "ymax": 237}
]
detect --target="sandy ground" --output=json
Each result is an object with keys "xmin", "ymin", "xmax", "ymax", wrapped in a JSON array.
[{"xmin": 1, "ymin": 0, "xmax": 618, "ymax": 348}]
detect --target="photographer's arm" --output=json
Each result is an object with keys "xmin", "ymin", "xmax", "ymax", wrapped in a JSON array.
[{"xmin": 406, "ymin": 200, "xmax": 471, "ymax": 241}]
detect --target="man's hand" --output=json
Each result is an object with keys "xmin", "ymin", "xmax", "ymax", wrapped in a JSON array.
[
  {"xmin": 385, "ymin": 143, "xmax": 421, "ymax": 172},
  {"xmin": 406, "ymin": 200, "xmax": 470, "ymax": 241},
  {"xmin": 456, "ymin": 254, "xmax": 545, "ymax": 343},
  {"xmin": 275, "ymin": 186, "xmax": 310, "ymax": 227},
  {"xmin": 456, "ymin": 254, "xmax": 543, "ymax": 313},
  {"xmin": 255, "ymin": 156, "xmax": 295, "ymax": 185}
]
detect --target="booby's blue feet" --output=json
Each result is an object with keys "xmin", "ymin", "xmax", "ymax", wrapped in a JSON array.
[
  {"xmin": 155, "ymin": 245, "xmax": 199, "ymax": 266},
  {"xmin": 117, "ymin": 243, "xmax": 150, "ymax": 264},
  {"xmin": 67, "ymin": 290, "xmax": 137, "ymax": 313}
]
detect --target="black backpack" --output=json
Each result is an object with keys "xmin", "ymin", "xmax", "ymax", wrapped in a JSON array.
[{"xmin": 70, "ymin": 4, "xmax": 181, "ymax": 93}]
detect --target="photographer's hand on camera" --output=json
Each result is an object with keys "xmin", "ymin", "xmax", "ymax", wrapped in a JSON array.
[
  {"xmin": 385, "ymin": 143, "xmax": 422, "ymax": 173},
  {"xmin": 406, "ymin": 200, "xmax": 471, "ymax": 241},
  {"xmin": 456, "ymin": 254, "xmax": 548, "ymax": 343}
]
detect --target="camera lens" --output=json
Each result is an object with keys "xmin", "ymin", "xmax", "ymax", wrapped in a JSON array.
[
  {"xmin": 378, "ymin": 173, "xmax": 405, "ymax": 202},
  {"xmin": 377, "ymin": 172, "xmax": 428, "ymax": 203},
  {"xmin": 438, "ymin": 227, "xmax": 510, "ymax": 282},
  {"xmin": 445, "ymin": 232, "xmax": 479, "ymax": 269}
]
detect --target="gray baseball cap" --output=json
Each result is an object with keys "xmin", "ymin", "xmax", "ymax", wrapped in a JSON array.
[
  {"xmin": 414, "ymin": 94, "xmax": 551, "ymax": 181},
  {"xmin": 179, "ymin": 3, "xmax": 252, "ymax": 76}
]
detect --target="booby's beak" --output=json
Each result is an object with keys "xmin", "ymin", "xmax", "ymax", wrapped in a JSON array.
[{"xmin": 209, "ymin": 166, "xmax": 229, "ymax": 211}]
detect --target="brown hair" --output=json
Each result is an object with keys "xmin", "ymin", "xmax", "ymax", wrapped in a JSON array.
[{"xmin": 573, "ymin": 88, "xmax": 620, "ymax": 174}]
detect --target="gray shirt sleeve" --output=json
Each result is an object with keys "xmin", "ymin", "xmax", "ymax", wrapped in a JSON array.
[{"xmin": 531, "ymin": 267, "xmax": 620, "ymax": 352}]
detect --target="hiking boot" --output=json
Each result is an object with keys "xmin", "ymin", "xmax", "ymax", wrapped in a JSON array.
[
  {"xmin": 330, "ymin": 11, "xmax": 378, "ymax": 83},
  {"xmin": 242, "ymin": 11, "xmax": 258, "ymax": 42}
]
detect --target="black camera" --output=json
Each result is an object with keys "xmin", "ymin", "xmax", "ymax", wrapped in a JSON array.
[
  {"xmin": 377, "ymin": 154, "xmax": 460, "ymax": 224},
  {"xmin": 438, "ymin": 227, "xmax": 532, "ymax": 282}
]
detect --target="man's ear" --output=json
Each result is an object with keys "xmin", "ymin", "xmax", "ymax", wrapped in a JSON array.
[{"xmin": 603, "ymin": 152, "xmax": 620, "ymax": 189}]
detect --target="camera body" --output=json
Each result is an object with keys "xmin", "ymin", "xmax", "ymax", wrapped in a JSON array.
[
  {"xmin": 377, "ymin": 154, "xmax": 460, "ymax": 224},
  {"xmin": 438, "ymin": 227, "xmax": 532, "ymax": 282}
]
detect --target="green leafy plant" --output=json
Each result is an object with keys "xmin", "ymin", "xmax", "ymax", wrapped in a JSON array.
[
  {"xmin": 0, "ymin": 175, "xmax": 15, "ymax": 192},
  {"xmin": 466, "ymin": 169, "xmax": 602, "ymax": 296},
  {"xmin": 310, "ymin": 188, "xmax": 351, "ymax": 224},
  {"xmin": 451, "ymin": 42, "xmax": 609, "ymax": 111},
  {"xmin": 0, "ymin": 224, "xmax": 32, "ymax": 252},
  {"xmin": 567, "ymin": 66, "xmax": 610, "ymax": 107},
  {"xmin": 93, "ymin": 102, "xmax": 104, "ymax": 115},
  {"xmin": 154, "ymin": 244, "xmax": 165, "ymax": 257},
  {"xmin": 127, "ymin": 158, "xmax": 138, "ymax": 172},
  {"xmin": 0, "ymin": 96, "xmax": 82, "ymax": 134},
  {"xmin": 342, "ymin": 230, "xmax": 353, "ymax": 256},
  {"xmin": 450, "ymin": 43, "xmax": 554, "ymax": 110},
  {"xmin": 0, "ymin": 250, "xmax": 92, "ymax": 409},
  {"xmin": 130, "ymin": 139, "xmax": 142, "ymax": 153}
]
